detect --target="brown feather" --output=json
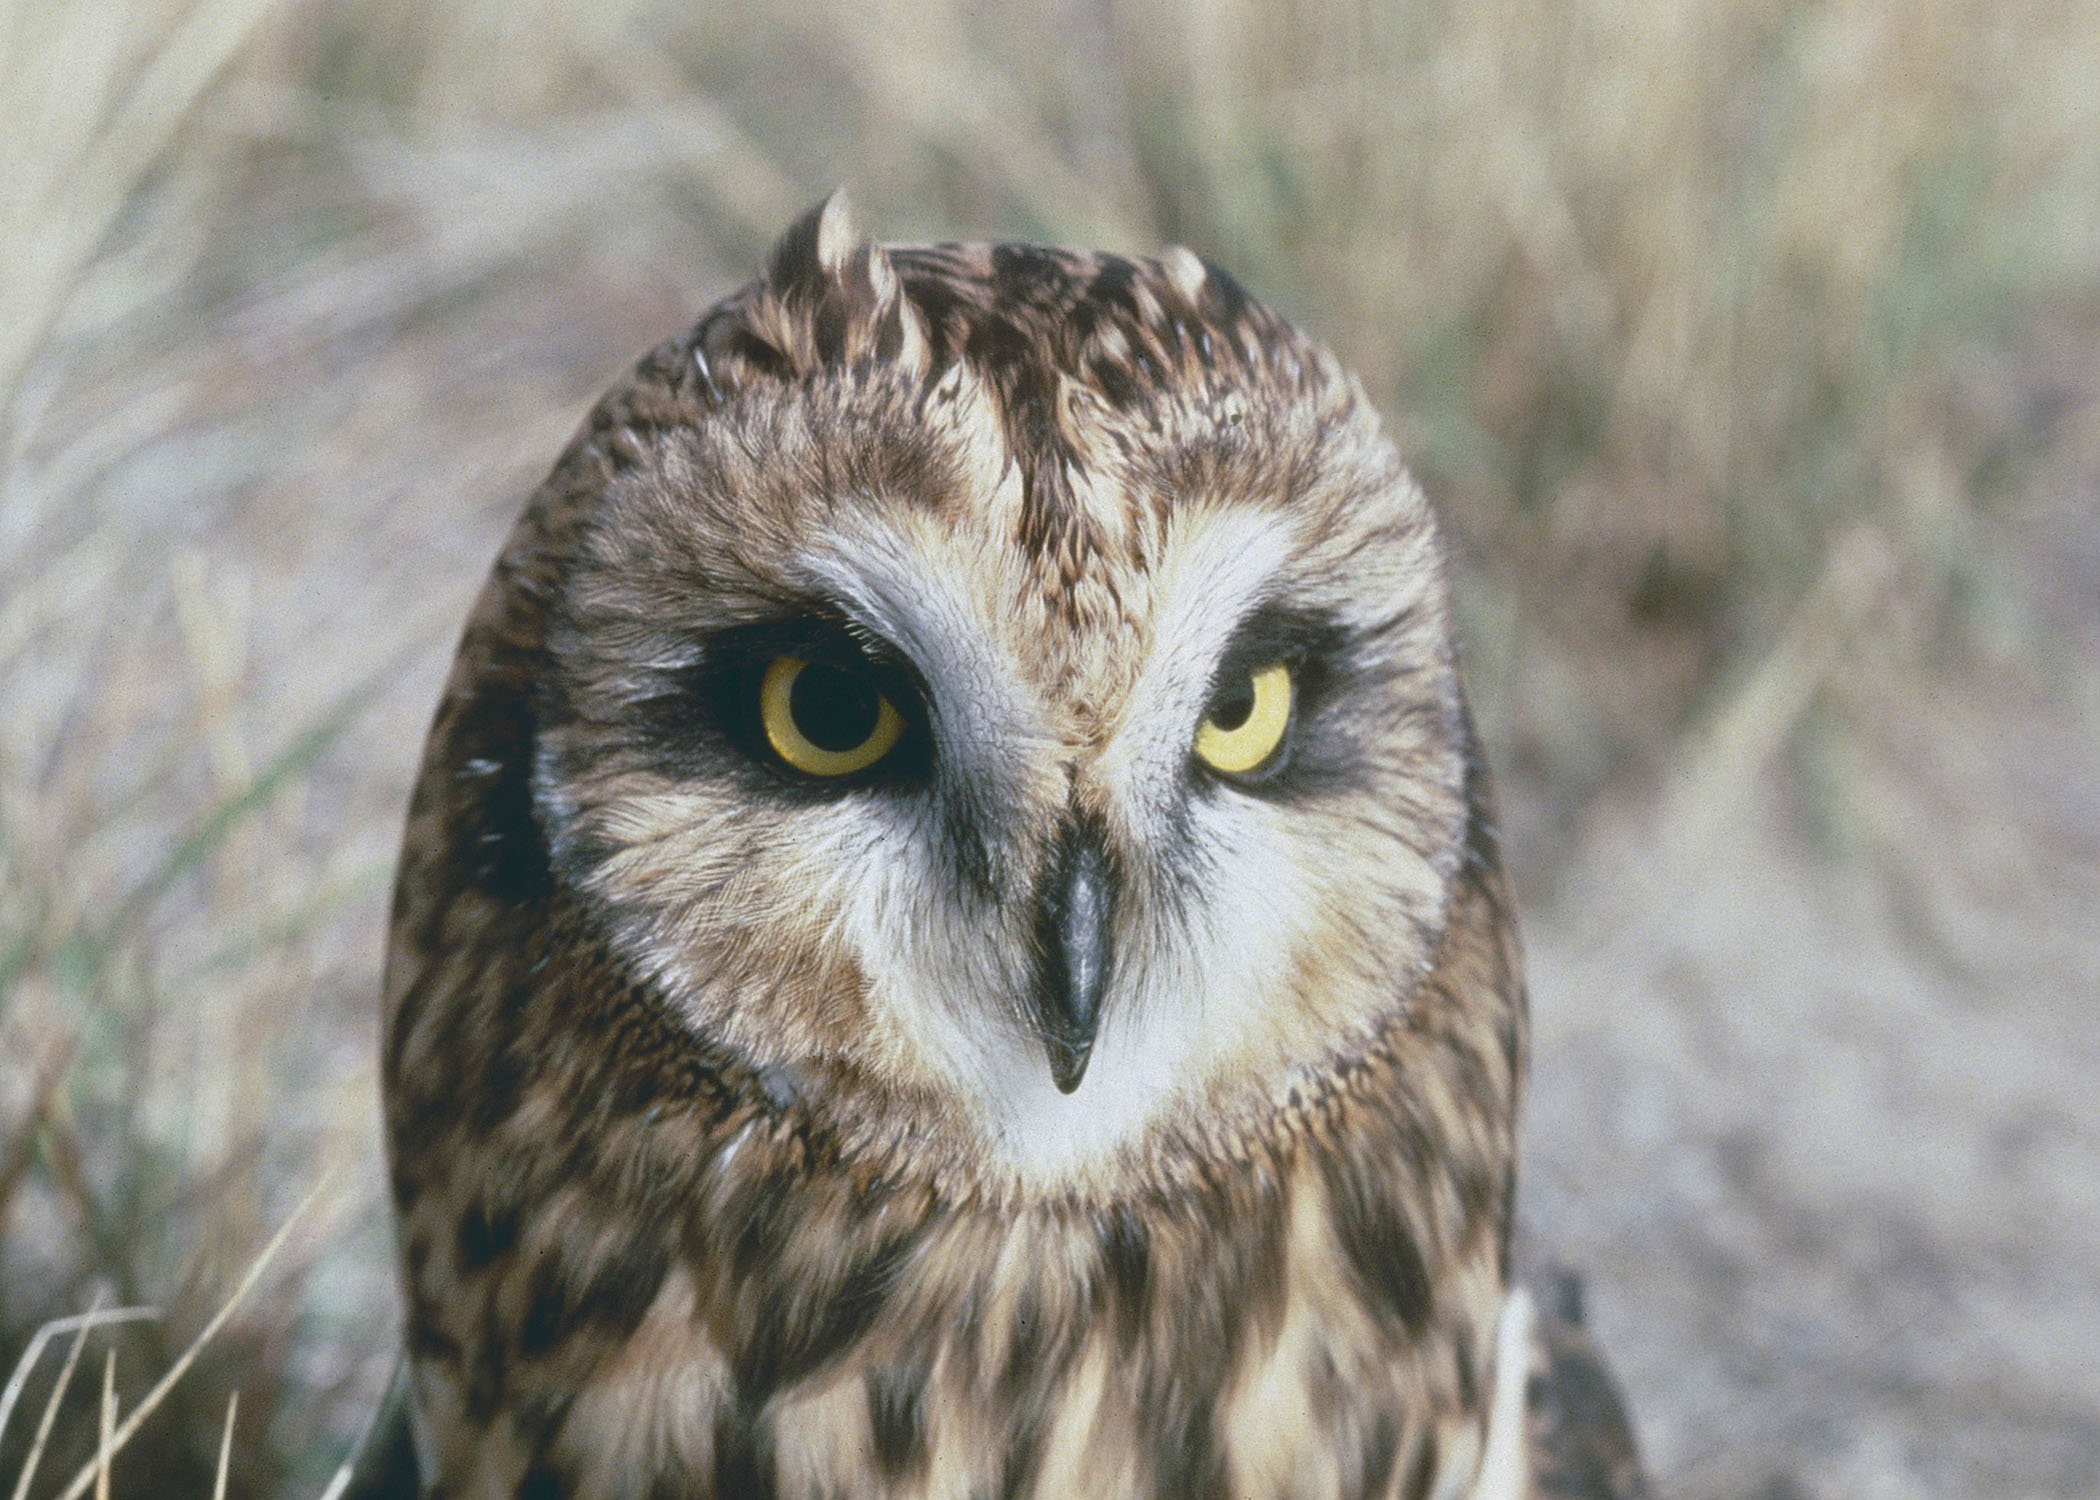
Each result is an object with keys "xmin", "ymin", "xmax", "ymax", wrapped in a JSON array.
[{"xmin": 380, "ymin": 194, "xmax": 1644, "ymax": 1500}]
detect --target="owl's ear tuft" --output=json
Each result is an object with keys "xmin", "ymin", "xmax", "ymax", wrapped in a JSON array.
[
  {"xmin": 734, "ymin": 190, "xmax": 932, "ymax": 380},
  {"xmin": 1158, "ymin": 245, "xmax": 1210, "ymax": 307},
  {"xmin": 765, "ymin": 190, "xmax": 863, "ymax": 294}
]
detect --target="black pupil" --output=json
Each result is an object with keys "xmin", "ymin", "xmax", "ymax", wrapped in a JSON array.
[
  {"xmin": 790, "ymin": 663, "xmax": 882, "ymax": 752},
  {"xmin": 1209, "ymin": 674, "xmax": 1256, "ymax": 732}
]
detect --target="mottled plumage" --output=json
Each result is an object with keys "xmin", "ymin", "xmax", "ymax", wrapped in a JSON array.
[{"xmin": 375, "ymin": 195, "xmax": 1645, "ymax": 1500}]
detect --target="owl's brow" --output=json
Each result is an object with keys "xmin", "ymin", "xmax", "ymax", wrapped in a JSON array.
[
  {"xmin": 786, "ymin": 520, "xmax": 1055, "ymax": 766},
  {"xmin": 1202, "ymin": 605, "xmax": 1349, "ymax": 699},
  {"xmin": 703, "ymin": 609, "xmax": 920, "ymax": 683}
]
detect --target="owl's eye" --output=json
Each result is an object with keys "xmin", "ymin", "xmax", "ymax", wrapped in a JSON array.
[
  {"xmin": 1193, "ymin": 662, "xmax": 1294, "ymax": 776},
  {"xmin": 759, "ymin": 655, "xmax": 905, "ymax": 777}
]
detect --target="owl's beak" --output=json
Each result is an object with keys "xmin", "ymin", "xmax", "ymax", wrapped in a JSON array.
[{"xmin": 1034, "ymin": 832, "xmax": 1112, "ymax": 1094}]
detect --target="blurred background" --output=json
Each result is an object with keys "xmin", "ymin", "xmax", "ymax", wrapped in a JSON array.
[{"xmin": 1, "ymin": 0, "xmax": 2096, "ymax": 1495}]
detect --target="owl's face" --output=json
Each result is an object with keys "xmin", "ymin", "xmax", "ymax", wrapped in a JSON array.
[{"xmin": 530, "ymin": 200, "xmax": 1469, "ymax": 1193}]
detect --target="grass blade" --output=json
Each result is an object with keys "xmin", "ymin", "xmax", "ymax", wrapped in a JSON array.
[
  {"xmin": 0, "ymin": 1301, "xmax": 158, "ymax": 1459},
  {"xmin": 96, "ymin": 684, "xmax": 380, "ymax": 956},
  {"xmin": 0, "ymin": 1035, "xmax": 75, "ymax": 1226},
  {"xmin": 211, "ymin": 1391, "xmax": 237, "ymax": 1500},
  {"xmin": 5, "ymin": 1295, "xmax": 145, "ymax": 1500},
  {"xmin": 49, "ymin": 1175, "xmax": 330, "ymax": 1500},
  {"xmin": 93, "ymin": 1349, "xmax": 113, "ymax": 1500}
]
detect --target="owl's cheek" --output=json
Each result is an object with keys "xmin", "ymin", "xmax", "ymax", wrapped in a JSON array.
[
  {"xmin": 550, "ymin": 783, "xmax": 926, "ymax": 1065},
  {"xmin": 643, "ymin": 909, "xmax": 882, "ymax": 1073},
  {"xmin": 1163, "ymin": 793, "xmax": 1451, "ymax": 1060},
  {"xmin": 835, "ymin": 877, "xmax": 1046, "ymax": 1094}
]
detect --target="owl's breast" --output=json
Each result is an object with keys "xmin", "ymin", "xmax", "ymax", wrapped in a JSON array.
[{"xmin": 401, "ymin": 1108, "xmax": 1511, "ymax": 1500}]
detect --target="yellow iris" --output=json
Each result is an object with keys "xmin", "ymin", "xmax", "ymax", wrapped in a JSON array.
[
  {"xmin": 760, "ymin": 656, "xmax": 904, "ymax": 777},
  {"xmin": 1193, "ymin": 662, "xmax": 1293, "ymax": 775}
]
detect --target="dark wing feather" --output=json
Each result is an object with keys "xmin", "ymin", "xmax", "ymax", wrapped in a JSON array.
[
  {"xmin": 335, "ymin": 1360, "xmax": 421, "ymax": 1500},
  {"xmin": 1524, "ymin": 1265, "xmax": 1651, "ymax": 1500}
]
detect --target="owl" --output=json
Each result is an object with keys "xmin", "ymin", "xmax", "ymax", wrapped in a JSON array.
[{"xmin": 368, "ymin": 194, "xmax": 1647, "ymax": 1500}]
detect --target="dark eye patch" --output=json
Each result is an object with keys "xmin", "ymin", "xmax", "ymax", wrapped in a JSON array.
[
  {"xmin": 1192, "ymin": 605, "xmax": 1352, "ymax": 795},
  {"xmin": 637, "ymin": 613, "xmax": 932, "ymax": 792}
]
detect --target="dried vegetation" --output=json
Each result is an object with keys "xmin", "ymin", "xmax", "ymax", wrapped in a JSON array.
[{"xmin": 2, "ymin": 0, "xmax": 2096, "ymax": 1494}]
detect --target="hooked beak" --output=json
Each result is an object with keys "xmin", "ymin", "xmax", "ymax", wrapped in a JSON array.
[{"xmin": 1033, "ymin": 832, "xmax": 1113, "ymax": 1094}]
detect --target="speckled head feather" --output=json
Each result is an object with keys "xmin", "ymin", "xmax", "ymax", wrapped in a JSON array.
[{"xmin": 377, "ymin": 193, "xmax": 1639, "ymax": 1500}]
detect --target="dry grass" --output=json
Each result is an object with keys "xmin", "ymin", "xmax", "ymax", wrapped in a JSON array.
[{"xmin": 1, "ymin": 0, "xmax": 2095, "ymax": 1495}]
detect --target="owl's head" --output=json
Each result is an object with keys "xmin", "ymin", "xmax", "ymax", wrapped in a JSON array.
[{"xmin": 524, "ymin": 196, "xmax": 1479, "ymax": 1193}]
